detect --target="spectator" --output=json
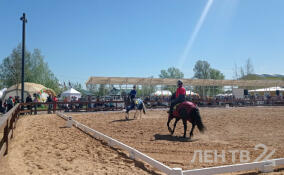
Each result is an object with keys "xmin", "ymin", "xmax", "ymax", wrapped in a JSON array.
[
  {"xmin": 88, "ymin": 96, "xmax": 92, "ymax": 109},
  {"xmin": 63, "ymin": 97, "xmax": 69, "ymax": 112},
  {"xmin": 7, "ymin": 96, "xmax": 14, "ymax": 112},
  {"xmin": 46, "ymin": 95, "xmax": 53, "ymax": 114},
  {"xmin": 0, "ymin": 99, "xmax": 5, "ymax": 114},
  {"xmin": 15, "ymin": 96, "xmax": 20, "ymax": 104},
  {"xmin": 33, "ymin": 93, "xmax": 39, "ymax": 115},
  {"xmin": 53, "ymin": 95, "xmax": 58, "ymax": 112},
  {"xmin": 26, "ymin": 94, "xmax": 33, "ymax": 113}
]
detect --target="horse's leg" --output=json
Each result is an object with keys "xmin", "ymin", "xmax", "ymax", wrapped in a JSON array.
[
  {"xmin": 125, "ymin": 105, "xmax": 130, "ymax": 120},
  {"xmin": 125, "ymin": 112, "xmax": 129, "ymax": 120},
  {"xmin": 134, "ymin": 109, "xmax": 138, "ymax": 119},
  {"xmin": 182, "ymin": 118, "xmax": 187, "ymax": 138},
  {"xmin": 189, "ymin": 123, "xmax": 195, "ymax": 139},
  {"xmin": 171, "ymin": 118, "xmax": 180, "ymax": 135},
  {"xmin": 167, "ymin": 117, "xmax": 174, "ymax": 133}
]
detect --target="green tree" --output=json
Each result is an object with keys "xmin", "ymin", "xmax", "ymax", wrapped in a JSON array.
[
  {"xmin": 209, "ymin": 68, "xmax": 225, "ymax": 96},
  {"xmin": 0, "ymin": 44, "xmax": 60, "ymax": 94},
  {"xmin": 159, "ymin": 67, "xmax": 184, "ymax": 93},
  {"xmin": 193, "ymin": 60, "xmax": 225, "ymax": 97},
  {"xmin": 159, "ymin": 67, "xmax": 184, "ymax": 79},
  {"xmin": 86, "ymin": 84, "xmax": 99, "ymax": 94},
  {"xmin": 245, "ymin": 58, "xmax": 254, "ymax": 75},
  {"xmin": 143, "ymin": 84, "xmax": 156, "ymax": 96},
  {"xmin": 66, "ymin": 82, "xmax": 84, "ymax": 93},
  {"xmin": 98, "ymin": 84, "xmax": 108, "ymax": 96},
  {"xmin": 193, "ymin": 60, "xmax": 211, "ymax": 79},
  {"xmin": 233, "ymin": 58, "xmax": 254, "ymax": 80}
]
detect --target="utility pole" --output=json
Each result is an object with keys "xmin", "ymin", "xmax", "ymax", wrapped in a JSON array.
[{"xmin": 20, "ymin": 13, "xmax": 27, "ymax": 102}]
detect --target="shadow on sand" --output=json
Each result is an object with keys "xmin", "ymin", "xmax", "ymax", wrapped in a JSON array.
[
  {"xmin": 111, "ymin": 118, "xmax": 135, "ymax": 123},
  {"xmin": 154, "ymin": 134, "xmax": 199, "ymax": 142}
]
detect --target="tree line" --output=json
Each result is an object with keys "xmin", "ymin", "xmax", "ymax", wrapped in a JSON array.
[
  {"xmin": 0, "ymin": 45, "xmax": 60, "ymax": 93},
  {"xmin": 1, "ymin": 45, "xmax": 257, "ymax": 97}
]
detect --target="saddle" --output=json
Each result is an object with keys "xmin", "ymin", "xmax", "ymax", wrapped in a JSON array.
[
  {"xmin": 173, "ymin": 103, "xmax": 182, "ymax": 117},
  {"xmin": 173, "ymin": 103, "xmax": 181, "ymax": 111},
  {"xmin": 172, "ymin": 101, "xmax": 197, "ymax": 117},
  {"xmin": 134, "ymin": 99, "xmax": 142, "ymax": 105}
]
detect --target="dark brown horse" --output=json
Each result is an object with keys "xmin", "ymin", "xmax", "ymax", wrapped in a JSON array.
[{"xmin": 167, "ymin": 101, "xmax": 206, "ymax": 138}]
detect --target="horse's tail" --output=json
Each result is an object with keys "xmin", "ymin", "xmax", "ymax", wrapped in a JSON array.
[
  {"xmin": 142, "ymin": 102, "xmax": 146, "ymax": 114},
  {"xmin": 193, "ymin": 108, "xmax": 205, "ymax": 133}
]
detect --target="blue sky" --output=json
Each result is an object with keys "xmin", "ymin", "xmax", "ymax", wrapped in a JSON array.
[{"xmin": 1, "ymin": 0, "xmax": 284, "ymax": 86}]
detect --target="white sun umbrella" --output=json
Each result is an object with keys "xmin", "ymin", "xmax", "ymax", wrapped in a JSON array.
[
  {"xmin": 152, "ymin": 90, "xmax": 172, "ymax": 96},
  {"xmin": 186, "ymin": 90, "xmax": 198, "ymax": 95}
]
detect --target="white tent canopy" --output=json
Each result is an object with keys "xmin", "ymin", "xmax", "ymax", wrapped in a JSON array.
[
  {"xmin": 186, "ymin": 90, "xmax": 198, "ymax": 96},
  {"xmin": 216, "ymin": 93, "xmax": 233, "ymax": 97},
  {"xmin": 249, "ymin": 86, "xmax": 284, "ymax": 92},
  {"xmin": 0, "ymin": 88, "xmax": 7, "ymax": 99},
  {"xmin": 152, "ymin": 90, "xmax": 172, "ymax": 96},
  {"xmin": 61, "ymin": 88, "xmax": 81, "ymax": 100}
]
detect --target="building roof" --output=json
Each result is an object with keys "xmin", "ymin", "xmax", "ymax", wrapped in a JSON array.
[
  {"xmin": 249, "ymin": 87, "xmax": 284, "ymax": 92},
  {"xmin": 86, "ymin": 76, "xmax": 284, "ymax": 87}
]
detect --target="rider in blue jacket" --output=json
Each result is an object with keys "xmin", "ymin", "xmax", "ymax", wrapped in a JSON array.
[
  {"xmin": 126, "ymin": 85, "xmax": 137, "ymax": 113},
  {"xmin": 129, "ymin": 85, "xmax": 137, "ymax": 104}
]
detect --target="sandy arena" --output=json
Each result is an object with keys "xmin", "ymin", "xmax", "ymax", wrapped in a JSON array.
[{"xmin": 1, "ymin": 106, "xmax": 284, "ymax": 175}]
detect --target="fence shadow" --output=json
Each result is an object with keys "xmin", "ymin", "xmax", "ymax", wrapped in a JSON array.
[
  {"xmin": 111, "ymin": 118, "xmax": 135, "ymax": 123},
  {"xmin": 154, "ymin": 134, "xmax": 199, "ymax": 142}
]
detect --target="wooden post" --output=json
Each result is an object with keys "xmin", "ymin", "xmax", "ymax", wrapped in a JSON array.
[
  {"xmin": 34, "ymin": 102, "xmax": 37, "ymax": 115},
  {"xmin": 4, "ymin": 122, "xmax": 9, "ymax": 155},
  {"xmin": 30, "ymin": 103, "xmax": 32, "ymax": 115},
  {"xmin": 53, "ymin": 101, "xmax": 56, "ymax": 113}
]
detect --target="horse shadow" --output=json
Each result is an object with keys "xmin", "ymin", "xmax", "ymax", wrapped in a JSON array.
[
  {"xmin": 154, "ymin": 134, "xmax": 199, "ymax": 142},
  {"xmin": 111, "ymin": 118, "xmax": 135, "ymax": 123}
]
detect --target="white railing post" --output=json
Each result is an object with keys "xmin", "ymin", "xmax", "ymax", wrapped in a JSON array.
[
  {"xmin": 108, "ymin": 140, "xmax": 114, "ymax": 147},
  {"xmin": 65, "ymin": 116, "xmax": 73, "ymax": 128},
  {"xmin": 129, "ymin": 150, "xmax": 135, "ymax": 160},
  {"xmin": 260, "ymin": 160, "xmax": 275, "ymax": 173},
  {"xmin": 171, "ymin": 168, "xmax": 183, "ymax": 175}
]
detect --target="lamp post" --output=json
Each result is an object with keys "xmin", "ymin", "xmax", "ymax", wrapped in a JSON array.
[{"xmin": 20, "ymin": 13, "xmax": 27, "ymax": 103}]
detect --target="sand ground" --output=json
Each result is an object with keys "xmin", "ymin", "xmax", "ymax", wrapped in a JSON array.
[
  {"xmin": 0, "ymin": 106, "xmax": 284, "ymax": 175},
  {"xmin": 70, "ymin": 107, "xmax": 284, "ymax": 174},
  {"xmin": 0, "ymin": 114, "xmax": 162, "ymax": 175}
]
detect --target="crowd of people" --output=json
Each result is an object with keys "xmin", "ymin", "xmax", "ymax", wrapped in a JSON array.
[
  {"xmin": 0, "ymin": 94, "xmax": 57, "ymax": 114},
  {"xmin": 0, "ymin": 96, "xmax": 20, "ymax": 114},
  {"xmin": 1, "ymin": 85, "xmax": 284, "ymax": 115}
]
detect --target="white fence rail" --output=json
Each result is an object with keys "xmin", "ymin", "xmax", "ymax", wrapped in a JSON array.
[
  {"xmin": 56, "ymin": 112, "xmax": 284, "ymax": 175},
  {"xmin": 56, "ymin": 112, "xmax": 175, "ymax": 175},
  {"xmin": 182, "ymin": 158, "xmax": 284, "ymax": 175}
]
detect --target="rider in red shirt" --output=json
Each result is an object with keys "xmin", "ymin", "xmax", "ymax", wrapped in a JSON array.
[{"xmin": 168, "ymin": 80, "xmax": 186, "ymax": 114}]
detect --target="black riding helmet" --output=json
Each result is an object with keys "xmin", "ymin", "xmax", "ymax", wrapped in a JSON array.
[{"xmin": 177, "ymin": 80, "xmax": 183, "ymax": 86}]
